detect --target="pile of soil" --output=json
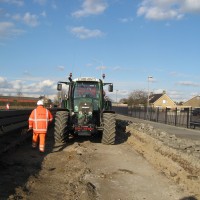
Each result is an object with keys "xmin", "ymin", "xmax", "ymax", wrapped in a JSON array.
[{"xmin": 118, "ymin": 115, "xmax": 200, "ymax": 198}]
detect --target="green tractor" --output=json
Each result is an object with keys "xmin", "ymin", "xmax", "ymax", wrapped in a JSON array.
[{"xmin": 54, "ymin": 73, "xmax": 116, "ymax": 145}]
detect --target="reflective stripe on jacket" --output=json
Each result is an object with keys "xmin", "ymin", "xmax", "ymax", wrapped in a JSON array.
[{"xmin": 29, "ymin": 106, "xmax": 53, "ymax": 134}]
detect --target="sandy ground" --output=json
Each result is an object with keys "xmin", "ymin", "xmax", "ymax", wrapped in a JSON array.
[{"xmin": 0, "ymin": 115, "xmax": 199, "ymax": 200}]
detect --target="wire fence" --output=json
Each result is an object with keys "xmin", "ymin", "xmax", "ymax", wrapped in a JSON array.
[{"xmin": 113, "ymin": 106, "xmax": 200, "ymax": 129}]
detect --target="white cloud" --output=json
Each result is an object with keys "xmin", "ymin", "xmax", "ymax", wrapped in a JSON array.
[
  {"xmin": 34, "ymin": 80, "xmax": 54, "ymax": 89},
  {"xmin": 0, "ymin": 77, "xmax": 56, "ymax": 98},
  {"xmin": 57, "ymin": 65, "xmax": 65, "ymax": 71},
  {"xmin": 177, "ymin": 81, "xmax": 200, "ymax": 87},
  {"xmin": 33, "ymin": 0, "xmax": 47, "ymax": 5},
  {"xmin": 72, "ymin": 0, "xmax": 108, "ymax": 18},
  {"xmin": 40, "ymin": 11, "xmax": 46, "ymax": 17},
  {"xmin": 11, "ymin": 12, "xmax": 40, "ymax": 27},
  {"xmin": 182, "ymin": 0, "xmax": 200, "ymax": 12},
  {"xmin": 0, "ymin": 22, "xmax": 14, "ymax": 37},
  {"xmin": 166, "ymin": 90, "xmax": 185, "ymax": 101},
  {"xmin": 137, "ymin": 0, "xmax": 200, "ymax": 20},
  {"xmin": 23, "ymin": 70, "xmax": 32, "ymax": 76},
  {"xmin": 11, "ymin": 79, "xmax": 23, "ymax": 90},
  {"xmin": 0, "ymin": 21, "xmax": 24, "ymax": 39},
  {"xmin": 119, "ymin": 17, "xmax": 134, "ymax": 23},
  {"xmin": 12, "ymin": 13, "xmax": 21, "ymax": 21},
  {"xmin": 23, "ymin": 12, "xmax": 39, "ymax": 27},
  {"xmin": 113, "ymin": 66, "xmax": 121, "ymax": 71},
  {"xmin": 0, "ymin": 8, "xmax": 4, "ymax": 16},
  {"xmin": 0, "ymin": 76, "xmax": 9, "ymax": 88},
  {"xmin": 1, "ymin": 0, "xmax": 24, "ymax": 6},
  {"xmin": 51, "ymin": 1, "xmax": 57, "ymax": 9},
  {"xmin": 70, "ymin": 26, "xmax": 104, "ymax": 39},
  {"xmin": 96, "ymin": 65, "xmax": 106, "ymax": 70}
]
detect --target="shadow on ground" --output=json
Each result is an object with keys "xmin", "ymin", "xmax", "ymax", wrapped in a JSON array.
[
  {"xmin": 0, "ymin": 126, "xmax": 55, "ymax": 199},
  {"xmin": 179, "ymin": 196, "xmax": 198, "ymax": 200}
]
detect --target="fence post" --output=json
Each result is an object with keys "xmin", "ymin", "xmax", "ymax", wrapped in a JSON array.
[
  {"xmin": 165, "ymin": 107, "xmax": 168, "ymax": 124},
  {"xmin": 175, "ymin": 107, "xmax": 177, "ymax": 126},
  {"xmin": 145, "ymin": 106, "xmax": 147, "ymax": 120},
  {"xmin": 131, "ymin": 106, "xmax": 133, "ymax": 117},
  {"xmin": 156, "ymin": 107, "xmax": 159, "ymax": 122},
  {"xmin": 186, "ymin": 108, "xmax": 190, "ymax": 128},
  {"xmin": 150, "ymin": 107, "xmax": 152, "ymax": 121}
]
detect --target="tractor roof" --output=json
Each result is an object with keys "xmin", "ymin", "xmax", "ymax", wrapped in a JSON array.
[{"xmin": 73, "ymin": 77, "xmax": 100, "ymax": 82}]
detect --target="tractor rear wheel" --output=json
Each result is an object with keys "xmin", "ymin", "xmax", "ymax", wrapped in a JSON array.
[
  {"xmin": 54, "ymin": 111, "xmax": 69, "ymax": 143},
  {"xmin": 102, "ymin": 113, "xmax": 116, "ymax": 144}
]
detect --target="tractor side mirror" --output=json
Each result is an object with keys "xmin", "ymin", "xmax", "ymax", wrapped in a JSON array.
[
  {"xmin": 57, "ymin": 83, "xmax": 62, "ymax": 91},
  {"xmin": 108, "ymin": 84, "xmax": 113, "ymax": 92}
]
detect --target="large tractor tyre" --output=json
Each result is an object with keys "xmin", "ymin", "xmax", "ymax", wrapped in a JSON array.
[
  {"xmin": 54, "ymin": 111, "xmax": 69, "ymax": 143},
  {"xmin": 101, "ymin": 113, "xmax": 116, "ymax": 145}
]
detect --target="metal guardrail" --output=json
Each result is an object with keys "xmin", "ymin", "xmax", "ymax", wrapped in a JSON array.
[
  {"xmin": 0, "ymin": 110, "xmax": 32, "ymax": 135},
  {"xmin": 0, "ymin": 108, "xmax": 63, "ymax": 135}
]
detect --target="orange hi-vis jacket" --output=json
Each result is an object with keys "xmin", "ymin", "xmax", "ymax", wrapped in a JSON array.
[{"xmin": 29, "ymin": 106, "xmax": 53, "ymax": 134}]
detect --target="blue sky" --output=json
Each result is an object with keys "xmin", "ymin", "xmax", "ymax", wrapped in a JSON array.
[{"xmin": 0, "ymin": 0, "xmax": 200, "ymax": 102}]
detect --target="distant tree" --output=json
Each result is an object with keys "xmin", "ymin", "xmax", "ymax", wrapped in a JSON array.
[
  {"xmin": 119, "ymin": 98, "xmax": 128, "ymax": 104},
  {"xmin": 39, "ymin": 95, "xmax": 45, "ymax": 100},
  {"xmin": 128, "ymin": 90, "xmax": 148, "ymax": 106},
  {"xmin": 17, "ymin": 90, "xmax": 23, "ymax": 97},
  {"xmin": 175, "ymin": 101, "xmax": 183, "ymax": 106}
]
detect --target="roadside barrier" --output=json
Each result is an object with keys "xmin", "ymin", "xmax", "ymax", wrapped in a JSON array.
[
  {"xmin": 0, "ymin": 108, "xmax": 62, "ymax": 135},
  {"xmin": 0, "ymin": 110, "xmax": 32, "ymax": 135}
]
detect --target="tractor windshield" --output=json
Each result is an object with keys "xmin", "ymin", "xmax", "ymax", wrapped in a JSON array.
[
  {"xmin": 74, "ymin": 82, "xmax": 100, "ymax": 98},
  {"xmin": 73, "ymin": 81, "xmax": 100, "ymax": 113}
]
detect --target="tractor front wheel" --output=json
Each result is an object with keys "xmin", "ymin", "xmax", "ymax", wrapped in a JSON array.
[
  {"xmin": 54, "ymin": 111, "xmax": 69, "ymax": 143},
  {"xmin": 101, "ymin": 113, "xmax": 116, "ymax": 145}
]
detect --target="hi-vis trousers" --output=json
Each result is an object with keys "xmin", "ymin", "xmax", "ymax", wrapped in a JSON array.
[{"xmin": 32, "ymin": 132, "xmax": 46, "ymax": 152}]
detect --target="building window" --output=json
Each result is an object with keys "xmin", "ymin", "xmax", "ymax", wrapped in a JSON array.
[{"xmin": 163, "ymin": 100, "xmax": 166, "ymax": 104}]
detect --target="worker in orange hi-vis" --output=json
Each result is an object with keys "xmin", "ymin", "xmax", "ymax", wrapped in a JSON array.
[{"xmin": 28, "ymin": 100, "xmax": 53, "ymax": 153}]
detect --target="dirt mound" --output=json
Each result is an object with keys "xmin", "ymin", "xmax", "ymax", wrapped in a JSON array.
[{"xmin": 125, "ymin": 120, "xmax": 200, "ymax": 198}]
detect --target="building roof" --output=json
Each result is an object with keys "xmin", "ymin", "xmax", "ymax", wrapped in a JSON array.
[
  {"xmin": 149, "ymin": 94, "xmax": 163, "ymax": 104},
  {"xmin": 183, "ymin": 95, "xmax": 200, "ymax": 107},
  {"xmin": 0, "ymin": 95, "xmax": 39, "ymax": 103}
]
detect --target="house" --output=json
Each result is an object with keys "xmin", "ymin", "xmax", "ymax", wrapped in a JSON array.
[
  {"xmin": 182, "ymin": 95, "xmax": 200, "ymax": 108},
  {"xmin": 149, "ymin": 91, "xmax": 176, "ymax": 109}
]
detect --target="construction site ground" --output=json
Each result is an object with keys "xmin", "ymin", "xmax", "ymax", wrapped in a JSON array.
[{"xmin": 0, "ymin": 114, "xmax": 199, "ymax": 200}]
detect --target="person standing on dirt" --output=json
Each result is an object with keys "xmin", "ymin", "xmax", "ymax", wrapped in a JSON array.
[{"xmin": 28, "ymin": 100, "xmax": 53, "ymax": 153}]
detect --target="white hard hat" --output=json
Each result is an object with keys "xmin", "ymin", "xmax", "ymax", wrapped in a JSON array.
[{"xmin": 37, "ymin": 100, "xmax": 44, "ymax": 106}]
